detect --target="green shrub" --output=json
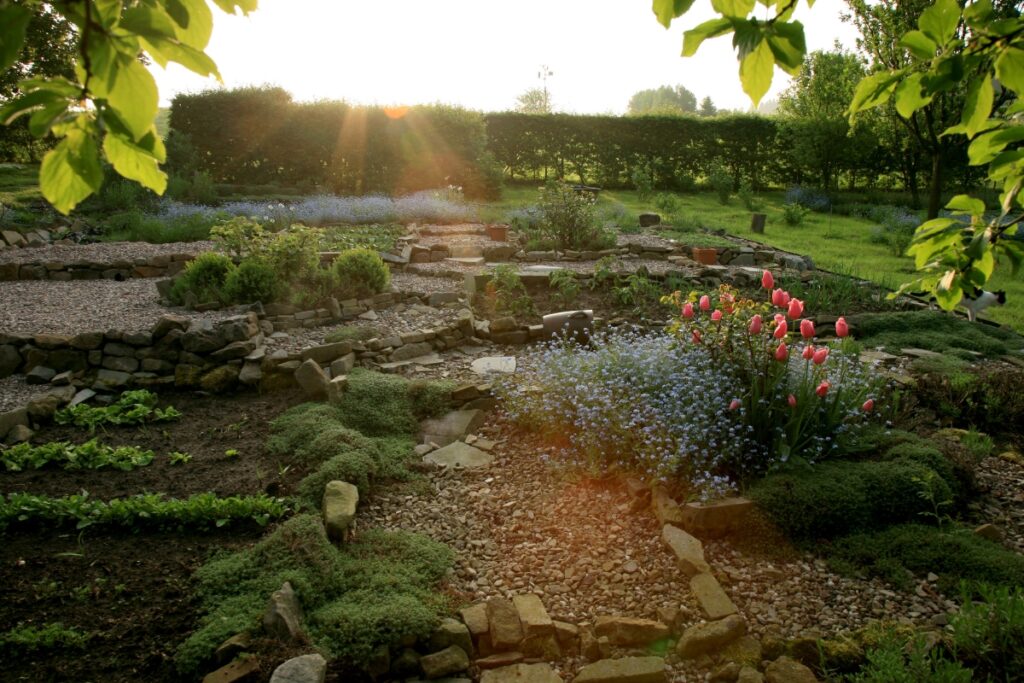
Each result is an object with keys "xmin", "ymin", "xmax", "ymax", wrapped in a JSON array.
[
  {"xmin": 298, "ymin": 450, "xmax": 379, "ymax": 499},
  {"xmin": 738, "ymin": 180, "xmax": 763, "ymax": 211},
  {"xmin": 267, "ymin": 403, "xmax": 361, "ymax": 457},
  {"xmin": 829, "ymin": 524, "xmax": 1024, "ymax": 593},
  {"xmin": 951, "ymin": 583, "xmax": 1024, "ymax": 679},
  {"xmin": 0, "ymin": 623, "xmax": 90, "ymax": 653},
  {"xmin": 849, "ymin": 631, "xmax": 971, "ymax": 682},
  {"xmin": 332, "ymin": 248, "xmax": 391, "ymax": 300},
  {"xmin": 751, "ymin": 459, "xmax": 951, "ymax": 540},
  {"xmin": 708, "ymin": 162, "xmax": 732, "ymax": 204},
  {"xmin": 841, "ymin": 425, "xmax": 929, "ymax": 457},
  {"xmin": 223, "ymin": 258, "xmax": 280, "ymax": 304},
  {"xmin": 631, "ymin": 162, "xmax": 655, "ymax": 200},
  {"xmin": 653, "ymin": 193, "xmax": 681, "ymax": 216},
  {"xmin": 177, "ymin": 514, "xmax": 453, "ymax": 672},
  {"xmin": 331, "ymin": 370, "xmax": 452, "ymax": 438},
  {"xmin": 170, "ymin": 252, "xmax": 235, "ymax": 305},
  {"xmin": 534, "ymin": 180, "xmax": 615, "ymax": 250},
  {"xmin": 883, "ymin": 443, "xmax": 969, "ymax": 501},
  {"xmin": 291, "ymin": 424, "xmax": 375, "ymax": 465},
  {"xmin": 485, "ymin": 265, "xmax": 535, "ymax": 317},
  {"xmin": 782, "ymin": 202, "xmax": 810, "ymax": 226}
]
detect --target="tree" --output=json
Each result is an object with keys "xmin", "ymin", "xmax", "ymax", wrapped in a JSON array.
[
  {"xmin": 777, "ymin": 45, "xmax": 876, "ymax": 190},
  {"xmin": 627, "ymin": 85, "xmax": 698, "ymax": 115},
  {"xmin": 0, "ymin": 0, "xmax": 257, "ymax": 214},
  {"xmin": 515, "ymin": 87, "xmax": 552, "ymax": 114},
  {"xmin": 698, "ymin": 95, "xmax": 717, "ymax": 117},
  {"xmin": 651, "ymin": 0, "xmax": 1024, "ymax": 310}
]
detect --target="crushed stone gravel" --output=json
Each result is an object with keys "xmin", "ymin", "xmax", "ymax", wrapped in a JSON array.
[{"xmin": 0, "ymin": 240, "xmax": 213, "ymax": 265}]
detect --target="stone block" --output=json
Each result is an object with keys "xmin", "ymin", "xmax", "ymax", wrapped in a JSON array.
[
  {"xmin": 323, "ymin": 481, "xmax": 359, "ymax": 543},
  {"xmin": 573, "ymin": 657, "xmax": 666, "ymax": 683},
  {"xmin": 661, "ymin": 525, "xmax": 710, "ymax": 577}
]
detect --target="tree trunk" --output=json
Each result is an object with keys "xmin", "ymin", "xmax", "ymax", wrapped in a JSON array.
[{"xmin": 927, "ymin": 150, "xmax": 943, "ymax": 219}]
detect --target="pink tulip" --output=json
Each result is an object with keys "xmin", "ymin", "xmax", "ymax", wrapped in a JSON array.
[
  {"xmin": 762, "ymin": 270, "xmax": 775, "ymax": 290},
  {"xmin": 800, "ymin": 319, "xmax": 815, "ymax": 339},
  {"xmin": 774, "ymin": 313, "xmax": 786, "ymax": 324},
  {"xmin": 775, "ymin": 342, "xmax": 789, "ymax": 362},
  {"xmin": 773, "ymin": 319, "xmax": 788, "ymax": 339},
  {"xmin": 748, "ymin": 314, "xmax": 762, "ymax": 334},
  {"xmin": 729, "ymin": 399, "xmax": 742, "ymax": 411},
  {"xmin": 771, "ymin": 288, "xmax": 787, "ymax": 307},
  {"xmin": 699, "ymin": 295, "xmax": 711, "ymax": 311},
  {"xmin": 788, "ymin": 394, "xmax": 797, "ymax": 408},
  {"xmin": 787, "ymin": 298, "xmax": 804, "ymax": 320},
  {"xmin": 816, "ymin": 381, "xmax": 831, "ymax": 398},
  {"xmin": 813, "ymin": 348, "xmax": 829, "ymax": 365},
  {"xmin": 692, "ymin": 330, "xmax": 702, "ymax": 344},
  {"xmin": 711, "ymin": 309, "xmax": 723, "ymax": 322},
  {"xmin": 682, "ymin": 302, "xmax": 694, "ymax": 319},
  {"xmin": 802, "ymin": 345, "xmax": 815, "ymax": 360},
  {"xmin": 836, "ymin": 317, "xmax": 849, "ymax": 338},
  {"xmin": 862, "ymin": 398, "xmax": 875, "ymax": 412}
]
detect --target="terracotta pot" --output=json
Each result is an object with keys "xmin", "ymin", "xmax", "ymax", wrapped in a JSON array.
[
  {"xmin": 692, "ymin": 247, "xmax": 718, "ymax": 265},
  {"xmin": 487, "ymin": 225, "xmax": 509, "ymax": 242}
]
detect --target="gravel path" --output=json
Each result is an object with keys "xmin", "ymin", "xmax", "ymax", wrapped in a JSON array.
[
  {"xmin": 0, "ymin": 240, "xmax": 212, "ymax": 265},
  {"xmin": 390, "ymin": 272, "xmax": 465, "ymax": 294},
  {"xmin": 0, "ymin": 279, "xmax": 234, "ymax": 335},
  {"xmin": 406, "ymin": 258, "xmax": 688, "ymax": 277},
  {"xmin": 0, "ymin": 375, "xmax": 53, "ymax": 414},
  {"xmin": 973, "ymin": 454, "xmax": 1024, "ymax": 553}
]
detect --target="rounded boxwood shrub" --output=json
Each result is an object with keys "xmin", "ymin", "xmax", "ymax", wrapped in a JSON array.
[
  {"xmin": 751, "ymin": 459, "xmax": 952, "ymax": 540},
  {"xmin": 884, "ymin": 442, "xmax": 970, "ymax": 501},
  {"xmin": 332, "ymin": 248, "xmax": 390, "ymax": 300},
  {"xmin": 223, "ymin": 258, "xmax": 281, "ymax": 304},
  {"xmin": 170, "ymin": 252, "xmax": 235, "ymax": 305}
]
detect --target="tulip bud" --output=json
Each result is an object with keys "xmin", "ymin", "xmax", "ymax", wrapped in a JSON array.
[
  {"xmin": 816, "ymin": 381, "xmax": 831, "ymax": 398},
  {"xmin": 773, "ymin": 319, "xmax": 788, "ymax": 339},
  {"xmin": 802, "ymin": 345, "xmax": 815, "ymax": 360},
  {"xmin": 775, "ymin": 342, "xmax": 789, "ymax": 362},
  {"xmin": 787, "ymin": 394, "xmax": 797, "ymax": 408},
  {"xmin": 699, "ymin": 295, "xmax": 711, "ymax": 311},
  {"xmin": 771, "ymin": 288, "xmax": 786, "ymax": 307},
  {"xmin": 682, "ymin": 302, "xmax": 694, "ymax": 319},
  {"xmin": 748, "ymin": 314, "xmax": 762, "ymax": 334},
  {"xmin": 800, "ymin": 319, "xmax": 815, "ymax": 339},
  {"xmin": 862, "ymin": 398, "xmax": 875, "ymax": 412},
  {"xmin": 813, "ymin": 348, "xmax": 829, "ymax": 365},
  {"xmin": 729, "ymin": 399, "xmax": 742, "ymax": 411},
  {"xmin": 692, "ymin": 330, "xmax": 702, "ymax": 344},
  {"xmin": 836, "ymin": 317, "xmax": 849, "ymax": 338},
  {"xmin": 711, "ymin": 310, "xmax": 723, "ymax": 322},
  {"xmin": 762, "ymin": 270, "xmax": 774, "ymax": 290},
  {"xmin": 787, "ymin": 298, "xmax": 804, "ymax": 320}
]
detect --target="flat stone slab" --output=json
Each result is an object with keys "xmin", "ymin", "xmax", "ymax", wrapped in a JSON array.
[
  {"xmin": 472, "ymin": 356, "xmax": 517, "ymax": 375},
  {"xmin": 421, "ymin": 409, "xmax": 485, "ymax": 447},
  {"xmin": 901, "ymin": 347, "xmax": 942, "ymax": 359},
  {"xmin": 573, "ymin": 657, "xmax": 666, "ymax": 683},
  {"xmin": 661, "ymin": 524, "xmax": 710, "ymax": 577},
  {"xmin": 512, "ymin": 594, "xmax": 554, "ymax": 638},
  {"xmin": 690, "ymin": 572, "xmax": 738, "ymax": 620},
  {"xmin": 424, "ymin": 441, "xmax": 494, "ymax": 469},
  {"xmin": 594, "ymin": 617, "xmax": 670, "ymax": 646},
  {"xmin": 481, "ymin": 663, "xmax": 562, "ymax": 683}
]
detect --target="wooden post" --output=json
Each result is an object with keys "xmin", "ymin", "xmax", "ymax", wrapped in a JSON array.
[{"xmin": 751, "ymin": 213, "xmax": 766, "ymax": 234}]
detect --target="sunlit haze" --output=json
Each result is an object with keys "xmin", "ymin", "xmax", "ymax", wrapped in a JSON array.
[{"xmin": 152, "ymin": 0, "xmax": 859, "ymax": 113}]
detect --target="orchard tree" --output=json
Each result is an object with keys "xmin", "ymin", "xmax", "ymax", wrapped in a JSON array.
[
  {"xmin": 627, "ymin": 84, "xmax": 698, "ymax": 115},
  {"xmin": 515, "ymin": 87, "xmax": 552, "ymax": 114},
  {"xmin": 0, "ymin": 0, "xmax": 257, "ymax": 214},
  {"xmin": 651, "ymin": 0, "xmax": 1024, "ymax": 309}
]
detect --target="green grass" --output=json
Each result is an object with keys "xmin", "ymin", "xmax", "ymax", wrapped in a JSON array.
[
  {"xmin": 480, "ymin": 186, "xmax": 1024, "ymax": 330},
  {"xmin": 853, "ymin": 310, "xmax": 1024, "ymax": 358},
  {"xmin": 0, "ymin": 163, "xmax": 42, "ymax": 209}
]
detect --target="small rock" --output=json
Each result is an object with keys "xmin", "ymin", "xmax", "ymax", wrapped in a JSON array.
[
  {"xmin": 677, "ymin": 615, "xmax": 746, "ymax": 659},
  {"xmin": 974, "ymin": 523, "xmax": 1003, "ymax": 542},
  {"xmin": 460, "ymin": 603, "xmax": 489, "ymax": 639},
  {"xmin": 214, "ymin": 633, "xmax": 251, "ymax": 665},
  {"xmin": 202, "ymin": 657, "xmax": 261, "ymax": 683},
  {"xmin": 487, "ymin": 597, "xmax": 524, "ymax": 651},
  {"xmin": 661, "ymin": 525, "xmax": 711, "ymax": 577},
  {"xmin": 737, "ymin": 667, "xmax": 765, "ymax": 683},
  {"xmin": 270, "ymin": 654, "xmax": 327, "ymax": 683},
  {"xmin": 690, "ymin": 573, "xmax": 738, "ymax": 620},
  {"xmin": 294, "ymin": 358, "xmax": 329, "ymax": 399},
  {"xmin": 26, "ymin": 366, "xmax": 57, "ymax": 384},
  {"xmin": 419, "ymin": 645, "xmax": 469, "ymax": 678},
  {"xmin": 322, "ymin": 481, "xmax": 359, "ymax": 543},
  {"xmin": 513, "ymin": 594, "xmax": 554, "ymax": 638},
  {"xmin": 424, "ymin": 441, "xmax": 494, "ymax": 469},
  {"xmin": 593, "ymin": 617, "xmax": 669, "ymax": 646},
  {"xmin": 476, "ymin": 652, "xmax": 525, "ymax": 670},
  {"xmin": 430, "ymin": 617, "xmax": 474, "ymax": 657},
  {"xmin": 764, "ymin": 656, "xmax": 818, "ymax": 683},
  {"xmin": 573, "ymin": 656, "xmax": 666, "ymax": 683},
  {"xmin": 480, "ymin": 663, "xmax": 562, "ymax": 683},
  {"xmin": 263, "ymin": 582, "xmax": 305, "ymax": 642},
  {"xmin": 471, "ymin": 356, "xmax": 516, "ymax": 375}
]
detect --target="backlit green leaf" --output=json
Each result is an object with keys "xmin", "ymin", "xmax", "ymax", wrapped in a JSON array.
[
  {"xmin": 848, "ymin": 71, "xmax": 900, "ymax": 118},
  {"xmin": 899, "ymin": 30, "xmax": 937, "ymax": 61},
  {"xmin": 767, "ymin": 21, "xmax": 805, "ymax": 74},
  {"xmin": 682, "ymin": 18, "xmax": 733, "ymax": 57},
  {"xmin": 0, "ymin": 4, "xmax": 32, "ymax": 74},
  {"xmin": 40, "ymin": 130, "xmax": 104, "ymax": 215},
  {"xmin": 945, "ymin": 194, "xmax": 985, "ymax": 216},
  {"xmin": 894, "ymin": 73, "xmax": 933, "ymax": 119},
  {"xmin": 961, "ymin": 77, "xmax": 994, "ymax": 139},
  {"xmin": 740, "ymin": 39, "xmax": 774, "ymax": 107},
  {"xmin": 995, "ymin": 48, "xmax": 1024, "ymax": 97},
  {"xmin": 712, "ymin": 0, "xmax": 756, "ymax": 17},
  {"xmin": 103, "ymin": 132, "xmax": 168, "ymax": 195},
  {"xmin": 919, "ymin": 0, "xmax": 960, "ymax": 45},
  {"xmin": 652, "ymin": 0, "xmax": 697, "ymax": 28},
  {"xmin": 105, "ymin": 59, "xmax": 159, "ymax": 140},
  {"xmin": 210, "ymin": 0, "xmax": 258, "ymax": 15},
  {"xmin": 173, "ymin": 0, "xmax": 214, "ymax": 49}
]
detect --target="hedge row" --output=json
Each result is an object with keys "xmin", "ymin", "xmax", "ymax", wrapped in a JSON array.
[{"xmin": 169, "ymin": 87, "xmax": 501, "ymax": 198}]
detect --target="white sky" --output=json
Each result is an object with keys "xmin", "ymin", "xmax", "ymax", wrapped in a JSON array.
[{"xmin": 151, "ymin": 0, "xmax": 859, "ymax": 113}]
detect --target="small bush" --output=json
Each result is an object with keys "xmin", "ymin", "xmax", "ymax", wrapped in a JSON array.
[
  {"xmin": 951, "ymin": 583, "xmax": 1024, "ymax": 679},
  {"xmin": 883, "ymin": 442, "xmax": 973, "ymax": 502},
  {"xmin": 738, "ymin": 180, "xmax": 763, "ymax": 212},
  {"xmin": 223, "ymin": 258, "xmax": 280, "ymax": 304},
  {"xmin": 829, "ymin": 524, "xmax": 1024, "ymax": 593},
  {"xmin": 484, "ymin": 265, "xmax": 535, "ymax": 317},
  {"xmin": 631, "ymin": 162, "xmax": 655, "ymax": 200},
  {"xmin": 0, "ymin": 623, "xmax": 90, "ymax": 653},
  {"xmin": 782, "ymin": 202, "xmax": 810, "ymax": 226},
  {"xmin": 170, "ymin": 252, "xmax": 235, "ymax": 305},
  {"xmin": 653, "ymin": 193, "xmax": 681, "ymax": 216},
  {"xmin": 850, "ymin": 630, "xmax": 972, "ymax": 682},
  {"xmin": 708, "ymin": 163, "xmax": 732, "ymax": 205},
  {"xmin": 534, "ymin": 180, "xmax": 615, "ymax": 250},
  {"xmin": 549, "ymin": 269, "xmax": 581, "ymax": 308},
  {"xmin": 332, "ymin": 248, "xmax": 391, "ymax": 300},
  {"xmin": 331, "ymin": 370, "xmax": 452, "ymax": 438},
  {"xmin": 751, "ymin": 459, "xmax": 951, "ymax": 540}
]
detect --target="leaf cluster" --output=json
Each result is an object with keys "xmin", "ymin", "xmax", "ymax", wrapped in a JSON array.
[
  {"xmin": 54, "ymin": 390, "xmax": 182, "ymax": 432},
  {"xmin": 0, "ymin": 439, "xmax": 156, "ymax": 472}
]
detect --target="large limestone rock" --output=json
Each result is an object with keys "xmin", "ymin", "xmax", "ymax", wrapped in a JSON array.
[
  {"xmin": 676, "ymin": 615, "xmax": 746, "ymax": 659},
  {"xmin": 419, "ymin": 645, "xmax": 469, "ymax": 678},
  {"xmin": 651, "ymin": 486, "xmax": 686, "ymax": 526},
  {"xmin": 270, "ymin": 654, "xmax": 327, "ymax": 683},
  {"xmin": 487, "ymin": 597, "xmax": 524, "ymax": 651},
  {"xmin": 661, "ymin": 525, "xmax": 711, "ymax": 577},
  {"xmin": 459, "ymin": 603, "xmax": 489, "ymax": 639},
  {"xmin": 679, "ymin": 497, "xmax": 754, "ymax": 537},
  {"xmin": 737, "ymin": 666, "xmax": 765, "ymax": 683},
  {"xmin": 512, "ymin": 594, "xmax": 554, "ymax": 638},
  {"xmin": 573, "ymin": 656, "xmax": 667, "ymax": 683},
  {"xmin": 430, "ymin": 617, "xmax": 474, "ymax": 656},
  {"xmin": 471, "ymin": 356, "xmax": 516, "ymax": 375},
  {"xmin": 295, "ymin": 359, "xmax": 329, "ymax": 399},
  {"xmin": 764, "ymin": 656, "xmax": 818, "ymax": 683},
  {"xmin": 263, "ymin": 581, "xmax": 305, "ymax": 642},
  {"xmin": 420, "ymin": 409, "xmax": 485, "ymax": 447},
  {"xmin": 202, "ymin": 657, "xmax": 261, "ymax": 683},
  {"xmin": 423, "ymin": 441, "xmax": 494, "ymax": 469},
  {"xmin": 480, "ymin": 663, "xmax": 562, "ymax": 683},
  {"xmin": 690, "ymin": 573, "xmax": 738, "ymax": 620},
  {"xmin": 593, "ymin": 617, "xmax": 670, "ymax": 646},
  {"xmin": 322, "ymin": 481, "xmax": 359, "ymax": 542}
]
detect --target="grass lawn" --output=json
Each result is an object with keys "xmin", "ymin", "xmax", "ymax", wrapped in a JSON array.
[
  {"xmin": 481, "ymin": 185, "xmax": 1024, "ymax": 331},
  {"xmin": 0, "ymin": 163, "xmax": 42, "ymax": 209}
]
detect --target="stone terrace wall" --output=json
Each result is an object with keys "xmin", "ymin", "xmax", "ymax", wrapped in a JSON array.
[{"xmin": 0, "ymin": 253, "xmax": 194, "ymax": 281}]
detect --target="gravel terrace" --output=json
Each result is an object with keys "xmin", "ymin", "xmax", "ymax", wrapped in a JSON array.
[
  {"xmin": 973, "ymin": 454, "xmax": 1024, "ymax": 554},
  {"xmin": 390, "ymin": 271, "xmax": 465, "ymax": 294},
  {"xmin": 0, "ymin": 374, "xmax": 52, "ymax": 413},
  {"xmin": 406, "ymin": 258, "xmax": 689, "ymax": 277},
  {"xmin": 0, "ymin": 240, "xmax": 213, "ymax": 265},
  {"xmin": 363, "ymin": 410, "xmax": 955, "ymax": 682},
  {"xmin": 0, "ymin": 279, "xmax": 235, "ymax": 335}
]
